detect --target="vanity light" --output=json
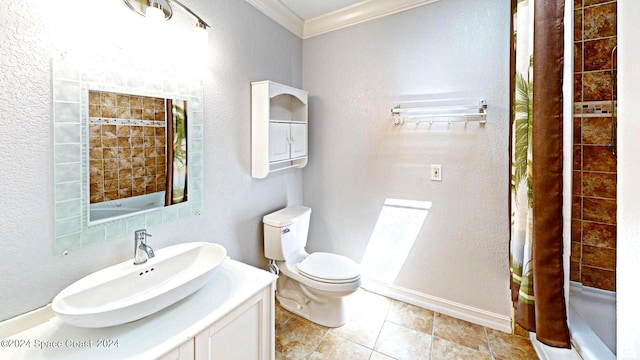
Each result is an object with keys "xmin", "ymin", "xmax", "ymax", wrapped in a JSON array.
[{"xmin": 123, "ymin": 0, "xmax": 210, "ymax": 30}]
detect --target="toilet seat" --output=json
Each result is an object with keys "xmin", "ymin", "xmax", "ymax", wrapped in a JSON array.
[{"xmin": 296, "ymin": 252, "xmax": 360, "ymax": 284}]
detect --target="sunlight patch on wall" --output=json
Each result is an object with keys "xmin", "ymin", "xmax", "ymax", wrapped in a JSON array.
[{"xmin": 360, "ymin": 198, "xmax": 431, "ymax": 284}]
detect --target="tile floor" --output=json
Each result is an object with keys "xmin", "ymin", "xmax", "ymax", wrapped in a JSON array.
[{"xmin": 275, "ymin": 289, "xmax": 538, "ymax": 360}]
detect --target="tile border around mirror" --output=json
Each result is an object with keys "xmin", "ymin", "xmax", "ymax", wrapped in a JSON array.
[{"xmin": 52, "ymin": 56, "xmax": 204, "ymax": 255}]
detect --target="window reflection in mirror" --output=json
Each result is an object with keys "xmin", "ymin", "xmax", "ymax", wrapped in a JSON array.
[{"xmin": 87, "ymin": 90, "xmax": 188, "ymax": 224}]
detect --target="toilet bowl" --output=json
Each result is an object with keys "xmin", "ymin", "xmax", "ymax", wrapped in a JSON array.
[{"xmin": 263, "ymin": 206, "xmax": 361, "ymax": 327}]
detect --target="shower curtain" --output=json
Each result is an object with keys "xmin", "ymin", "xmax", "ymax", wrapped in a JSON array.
[{"xmin": 509, "ymin": 0, "xmax": 570, "ymax": 348}]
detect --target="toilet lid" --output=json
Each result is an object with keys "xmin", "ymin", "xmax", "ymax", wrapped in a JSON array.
[{"xmin": 296, "ymin": 252, "xmax": 360, "ymax": 283}]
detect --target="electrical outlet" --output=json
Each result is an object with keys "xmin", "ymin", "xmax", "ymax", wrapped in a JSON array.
[{"xmin": 431, "ymin": 164, "xmax": 442, "ymax": 181}]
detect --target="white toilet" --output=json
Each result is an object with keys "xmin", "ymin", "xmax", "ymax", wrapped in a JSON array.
[{"xmin": 263, "ymin": 206, "xmax": 361, "ymax": 327}]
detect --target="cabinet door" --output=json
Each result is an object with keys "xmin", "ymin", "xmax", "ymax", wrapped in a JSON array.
[
  {"xmin": 269, "ymin": 122, "xmax": 291, "ymax": 162},
  {"xmin": 195, "ymin": 287, "xmax": 274, "ymax": 360},
  {"xmin": 289, "ymin": 123, "xmax": 307, "ymax": 159},
  {"xmin": 158, "ymin": 339, "xmax": 195, "ymax": 360}
]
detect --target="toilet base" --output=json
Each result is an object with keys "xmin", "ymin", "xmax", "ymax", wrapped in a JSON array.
[{"xmin": 276, "ymin": 276, "xmax": 349, "ymax": 328}]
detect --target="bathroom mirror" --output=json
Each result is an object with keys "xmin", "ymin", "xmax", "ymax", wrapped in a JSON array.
[
  {"xmin": 86, "ymin": 90, "xmax": 188, "ymax": 225},
  {"xmin": 52, "ymin": 56, "xmax": 204, "ymax": 255}
]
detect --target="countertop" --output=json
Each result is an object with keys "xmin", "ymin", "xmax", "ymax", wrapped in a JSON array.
[{"xmin": 0, "ymin": 259, "xmax": 277, "ymax": 359}]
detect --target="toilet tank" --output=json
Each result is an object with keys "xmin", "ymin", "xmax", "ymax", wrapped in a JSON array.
[{"xmin": 263, "ymin": 206, "xmax": 311, "ymax": 261}]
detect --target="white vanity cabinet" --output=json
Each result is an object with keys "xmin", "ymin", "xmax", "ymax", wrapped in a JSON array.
[
  {"xmin": 0, "ymin": 260, "xmax": 277, "ymax": 360},
  {"xmin": 252, "ymin": 80, "xmax": 309, "ymax": 178},
  {"xmin": 159, "ymin": 339, "xmax": 195, "ymax": 360},
  {"xmin": 194, "ymin": 287, "xmax": 272, "ymax": 360}
]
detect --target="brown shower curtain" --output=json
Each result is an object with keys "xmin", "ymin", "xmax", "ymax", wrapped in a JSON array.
[{"xmin": 510, "ymin": 0, "xmax": 571, "ymax": 348}]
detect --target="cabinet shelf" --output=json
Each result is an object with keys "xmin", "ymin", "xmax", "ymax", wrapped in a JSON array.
[{"xmin": 252, "ymin": 81, "xmax": 309, "ymax": 179}]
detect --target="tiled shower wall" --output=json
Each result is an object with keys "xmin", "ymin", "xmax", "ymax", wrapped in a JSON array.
[
  {"xmin": 571, "ymin": 0, "xmax": 617, "ymax": 291},
  {"xmin": 88, "ymin": 91, "xmax": 167, "ymax": 204}
]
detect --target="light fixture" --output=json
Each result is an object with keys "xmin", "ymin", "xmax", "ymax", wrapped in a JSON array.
[{"xmin": 123, "ymin": 0, "xmax": 210, "ymax": 29}]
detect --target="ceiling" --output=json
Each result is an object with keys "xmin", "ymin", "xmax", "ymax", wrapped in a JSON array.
[{"xmin": 278, "ymin": 0, "xmax": 363, "ymax": 20}]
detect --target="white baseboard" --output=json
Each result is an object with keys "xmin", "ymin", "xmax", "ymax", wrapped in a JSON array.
[{"xmin": 361, "ymin": 278, "xmax": 511, "ymax": 333}]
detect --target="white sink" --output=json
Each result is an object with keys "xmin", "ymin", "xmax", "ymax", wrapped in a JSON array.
[{"xmin": 52, "ymin": 242, "xmax": 227, "ymax": 328}]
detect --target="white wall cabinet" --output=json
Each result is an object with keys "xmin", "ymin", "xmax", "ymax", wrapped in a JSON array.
[{"xmin": 252, "ymin": 81, "xmax": 309, "ymax": 178}]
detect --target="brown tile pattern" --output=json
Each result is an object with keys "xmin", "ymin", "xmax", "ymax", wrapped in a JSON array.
[
  {"xmin": 572, "ymin": 0, "xmax": 617, "ymax": 295},
  {"xmin": 276, "ymin": 290, "xmax": 536, "ymax": 360},
  {"xmin": 583, "ymin": 2, "xmax": 617, "ymax": 40},
  {"xmin": 88, "ymin": 91, "xmax": 167, "ymax": 204}
]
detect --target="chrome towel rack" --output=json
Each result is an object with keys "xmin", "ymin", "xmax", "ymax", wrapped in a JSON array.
[{"xmin": 391, "ymin": 99, "xmax": 487, "ymax": 125}]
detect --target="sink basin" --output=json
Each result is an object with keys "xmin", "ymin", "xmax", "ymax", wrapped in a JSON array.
[{"xmin": 52, "ymin": 242, "xmax": 227, "ymax": 328}]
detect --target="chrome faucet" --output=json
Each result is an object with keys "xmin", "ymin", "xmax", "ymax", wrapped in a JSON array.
[{"xmin": 134, "ymin": 229, "xmax": 155, "ymax": 265}]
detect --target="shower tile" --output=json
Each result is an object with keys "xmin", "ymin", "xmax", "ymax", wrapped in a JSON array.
[
  {"xmin": 584, "ymin": 38, "xmax": 617, "ymax": 71},
  {"xmin": 574, "ymin": 0, "xmax": 582, "ymax": 9},
  {"xmin": 583, "ymin": 71, "xmax": 613, "ymax": 101},
  {"xmin": 573, "ymin": 117, "xmax": 581, "ymax": 144},
  {"xmin": 570, "ymin": 261, "xmax": 581, "ymax": 282},
  {"xmin": 582, "ymin": 245, "xmax": 615, "ymax": 269},
  {"xmin": 571, "ymin": 220, "xmax": 582, "ymax": 243},
  {"xmin": 117, "ymin": 107, "xmax": 131, "ymax": 119},
  {"xmin": 130, "ymin": 96, "xmax": 143, "ymax": 109},
  {"xmin": 574, "ymin": 10, "xmax": 583, "ymax": 41},
  {"xmin": 584, "ymin": 0, "xmax": 613, "ymax": 6},
  {"xmin": 89, "ymin": 91, "xmax": 101, "ymax": 105},
  {"xmin": 572, "ymin": 171, "xmax": 582, "ymax": 196},
  {"xmin": 582, "ymin": 172, "xmax": 616, "ymax": 199},
  {"xmin": 583, "ymin": 197, "xmax": 616, "ymax": 224},
  {"xmin": 143, "ymin": 108, "xmax": 155, "ymax": 120},
  {"xmin": 154, "ymin": 111, "xmax": 166, "ymax": 121},
  {"xmin": 574, "ymin": 42, "xmax": 582, "ymax": 73},
  {"xmin": 89, "ymin": 105, "xmax": 101, "ymax": 118},
  {"xmin": 118, "ymin": 188, "xmax": 133, "ymax": 198},
  {"xmin": 101, "ymin": 105, "xmax": 116, "ymax": 118},
  {"xmin": 582, "ymin": 266, "xmax": 615, "ymax": 291},
  {"xmin": 574, "ymin": 74, "xmax": 582, "ymax": 102},
  {"xmin": 571, "ymin": 241, "xmax": 582, "ymax": 264},
  {"xmin": 582, "ymin": 221, "xmax": 616, "ymax": 248},
  {"xmin": 433, "ymin": 314, "xmax": 489, "ymax": 354},
  {"xmin": 104, "ymin": 191, "xmax": 118, "ymax": 201},
  {"xmin": 131, "ymin": 109, "xmax": 143, "ymax": 120},
  {"xmin": 573, "ymin": 145, "xmax": 582, "ymax": 170},
  {"xmin": 582, "ymin": 117, "xmax": 613, "ymax": 145},
  {"xmin": 572, "ymin": 196, "xmax": 582, "ymax": 220},
  {"xmin": 584, "ymin": 3, "xmax": 617, "ymax": 40},
  {"xmin": 104, "ymin": 180, "xmax": 117, "ymax": 192},
  {"xmin": 116, "ymin": 94, "xmax": 130, "ymax": 107},
  {"xmin": 582, "ymin": 146, "xmax": 616, "ymax": 172},
  {"xmin": 486, "ymin": 328, "xmax": 538, "ymax": 360}
]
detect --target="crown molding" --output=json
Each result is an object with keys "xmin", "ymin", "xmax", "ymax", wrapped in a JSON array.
[
  {"xmin": 247, "ymin": 0, "xmax": 441, "ymax": 40},
  {"xmin": 303, "ymin": 0, "xmax": 442, "ymax": 39},
  {"xmin": 245, "ymin": 0, "xmax": 304, "ymax": 38}
]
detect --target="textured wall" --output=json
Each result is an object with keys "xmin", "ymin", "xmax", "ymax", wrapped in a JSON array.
[
  {"xmin": 617, "ymin": 1, "xmax": 640, "ymax": 357},
  {"xmin": 0, "ymin": 0, "xmax": 302, "ymax": 320},
  {"xmin": 302, "ymin": 0, "xmax": 511, "ymax": 316}
]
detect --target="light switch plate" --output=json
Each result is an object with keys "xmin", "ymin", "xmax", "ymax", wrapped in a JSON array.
[{"xmin": 431, "ymin": 164, "xmax": 442, "ymax": 181}]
